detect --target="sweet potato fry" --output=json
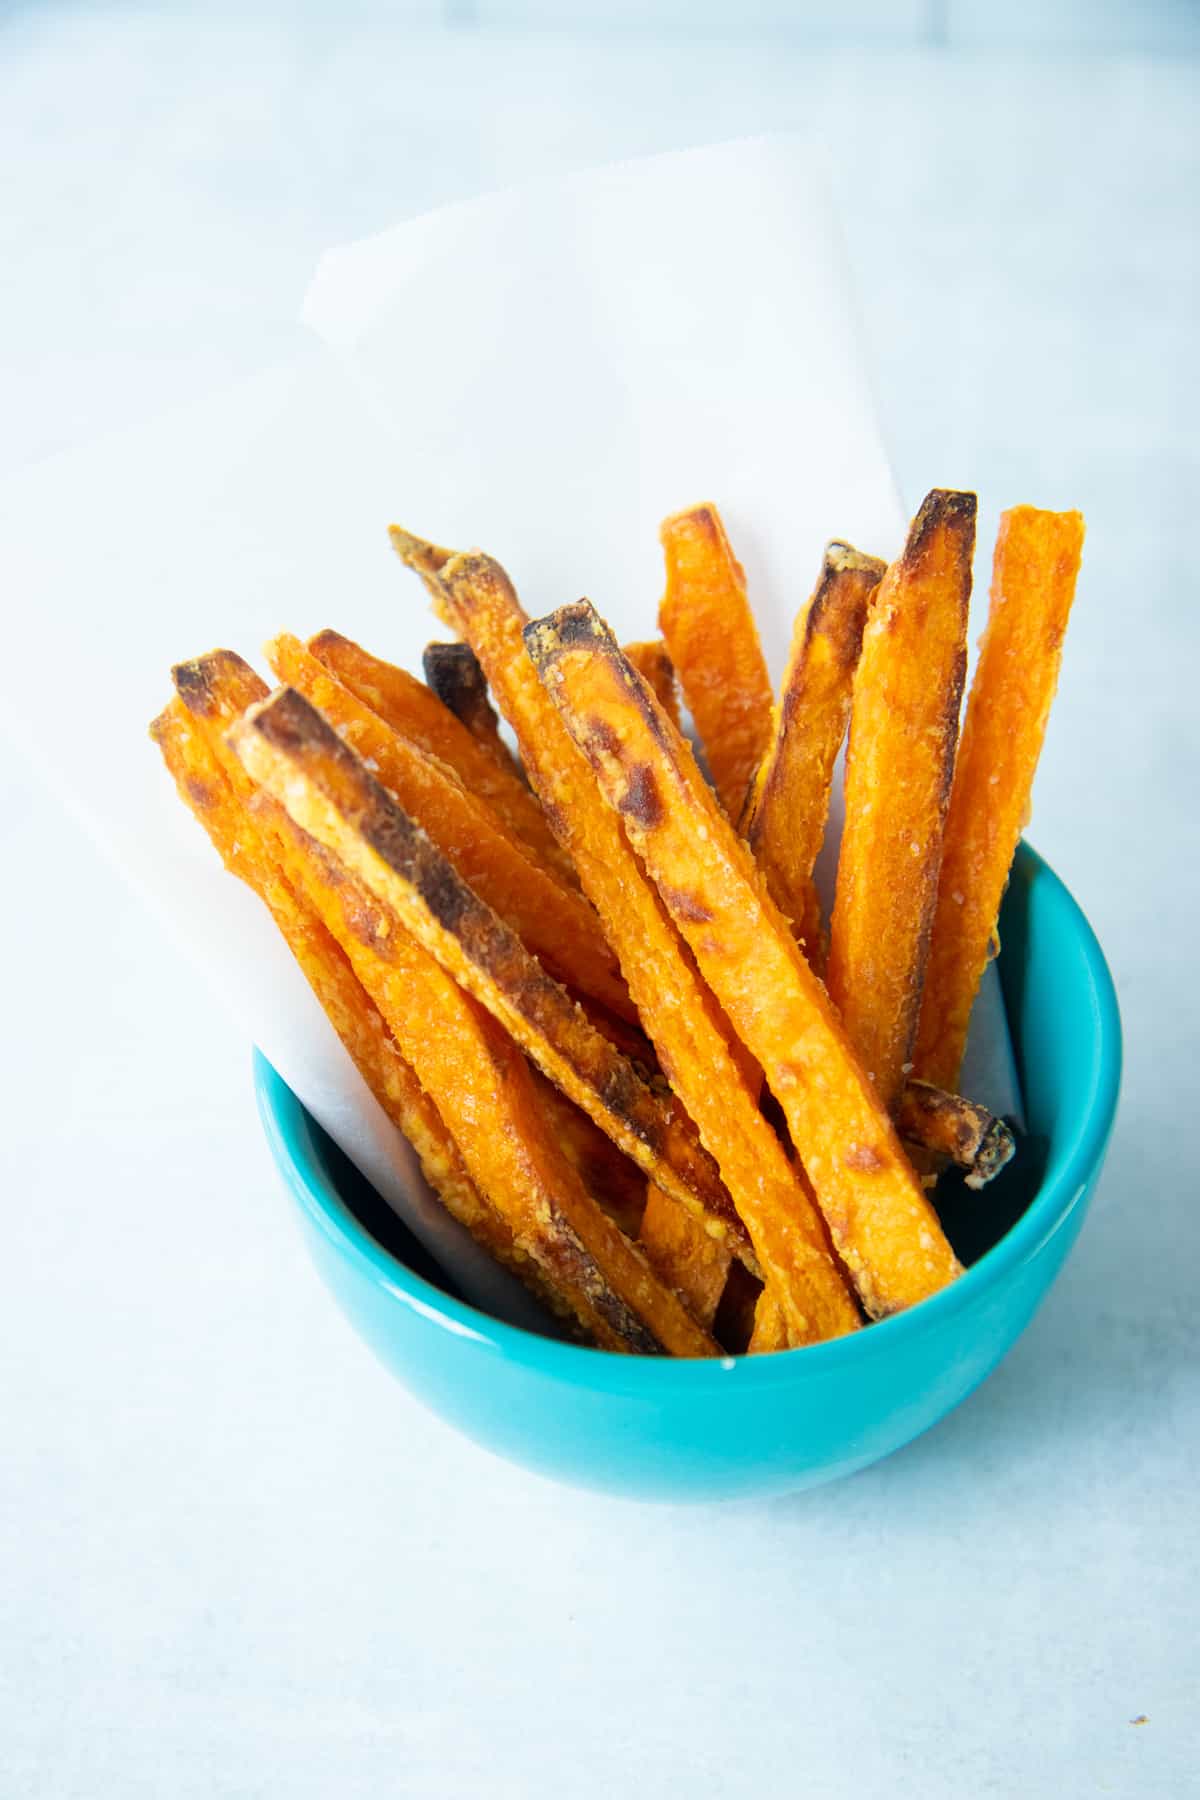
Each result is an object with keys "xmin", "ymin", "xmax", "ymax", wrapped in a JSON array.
[
  {"xmin": 169, "ymin": 650, "xmax": 709, "ymax": 1353},
  {"xmin": 422, "ymin": 639, "xmax": 523, "ymax": 780},
  {"xmin": 401, "ymin": 541, "xmax": 859, "ymax": 1345},
  {"xmin": 527, "ymin": 601, "xmax": 961, "ymax": 1320},
  {"xmin": 261, "ymin": 816, "xmax": 715, "ymax": 1355},
  {"xmin": 622, "ymin": 640, "xmax": 680, "ymax": 730},
  {"xmin": 895, "ymin": 1080, "xmax": 1016, "ymax": 1190},
  {"xmin": 742, "ymin": 542, "xmax": 886, "ymax": 962},
  {"xmin": 265, "ymin": 632, "xmax": 632, "ymax": 1021},
  {"xmin": 639, "ymin": 1184, "xmax": 730, "ymax": 1330},
  {"xmin": 657, "ymin": 503, "xmax": 773, "ymax": 818},
  {"xmin": 229, "ymin": 683, "xmax": 753, "ymax": 1268},
  {"xmin": 150, "ymin": 693, "xmax": 554, "ymax": 1306},
  {"xmin": 826, "ymin": 490, "xmax": 974, "ymax": 1111},
  {"xmin": 396, "ymin": 540, "xmax": 765, "ymax": 1313},
  {"xmin": 914, "ymin": 506, "xmax": 1085, "ymax": 1091},
  {"xmin": 308, "ymin": 629, "xmax": 572, "ymax": 883},
  {"xmin": 167, "ymin": 653, "xmax": 648, "ymax": 1333},
  {"xmin": 747, "ymin": 1287, "xmax": 790, "ymax": 1354}
]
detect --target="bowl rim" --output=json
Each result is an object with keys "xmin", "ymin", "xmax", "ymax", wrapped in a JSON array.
[{"xmin": 254, "ymin": 839, "xmax": 1122, "ymax": 1390}]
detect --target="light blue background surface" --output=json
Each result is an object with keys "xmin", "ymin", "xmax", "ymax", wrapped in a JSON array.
[{"xmin": 1, "ymin": 5, "xmax": 1196, "ymax": 1795}]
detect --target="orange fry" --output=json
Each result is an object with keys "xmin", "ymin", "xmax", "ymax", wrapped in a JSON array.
[
  {"xmin": 527, "ymin": 600, "xmax": 961, "ymax": 1321},
  {"xmin": 229, "ymin": 682, "xmax": 751, "ymax": 1269},
  {"xmin": 658, "ymin": 503, "xmax": 773, "ymax": 818},
  {"xmin": 622, "ymin": 640, "xmax": 680, "ymax": 729},
  {"xmin": 150, "ymin": 691, "xmax": 550, "ymax": 1303},
  {"xmin": 403, "ymin": 540, "xmax": 859, "ymax": 1346},
  {"xmin": 639, "ymin": 1184, "xmax": 730, "ymax": 1330},
  {"xmin": 266, "ymin": 632, "xmax": 632, "ymax": 1022},
  {"xmin": 422, "ymin": 639, "xmax": 523, "ymax": 780},
  {"xmin": 391, "ymin": 530, "xmax": 755, "ymax": 1329},
  {"xmin": 308, "ymin": 629, "xmax": 572, "ymax": 883},
  {"xmin": 747, "ymin": 1287, "xmax": 790, "ymax": 1354},
  {"xmin": 262, "ymin": 817, "xmax": 714, "ymax": 1355},
  {"xmin": 742, "ymin": 541, "xmax": 886, "ymax": 961},
  {"xmin": 914, "ymin": 506, "xmax": 1085, "ymax": 1091},
  {"xmin": 826, "ymin": 490, "xmax": 974, "ymax": 1111}
]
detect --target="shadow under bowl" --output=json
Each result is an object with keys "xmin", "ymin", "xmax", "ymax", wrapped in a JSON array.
[{"xmin": 254, "ymin": 841, "xmax": 1121, "ymax": 1502}]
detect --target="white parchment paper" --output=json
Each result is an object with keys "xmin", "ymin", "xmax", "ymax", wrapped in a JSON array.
[{"xmin": 0, "ymin": 138, "xmax": 1017, "ymax": 1331}]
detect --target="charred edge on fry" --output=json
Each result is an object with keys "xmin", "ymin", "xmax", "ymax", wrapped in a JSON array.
[
  {"xmin": 804, "ymin": 547, "xmax": 885, "ymax": 664},
  {"xmin": 526, "ymin": 604, "xmax": 677, "ymax": 758},
  {"xmin": 517, "ymin": 1201, "xmax": 664, "ymax": 1352},
  {"xmin": 525, "ymin": 610, "xmax": 676, "ymax": 830},
  {"xmin": 964, "ymin": 1117, "xmax": 1017, "ymax": 1191},
  {"xmin": 824, "ymin": 541, "xmax": 889, "ymax": 582},
  {"xmin": 422, "ymin": 641, "xmax": 492, "ymax": 721},
  {"xmin": 663, "ymin": 503, "xmax": 721, "ymax": 547},
  {"xmin": 901, "ymin": 489, "xmax": 978, "ymax": 571},
  {"xmin": 246, "ymin": 687, "xmax": 673, "ymax": 1158},
  {"xmin": 173, "ymin": 649, "xmax": 267, "ymax": 720},
  {"xmin": 529, "ymin": 602, "xmax": 608, "ymax": 653},
  {"xmin": 388, "ymin": 526, "xmax": 458, "ymax": 577}
]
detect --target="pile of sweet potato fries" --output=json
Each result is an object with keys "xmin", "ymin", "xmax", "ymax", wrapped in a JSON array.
[{"xmin": 152, "ymin": 490, "xmax": 1084, "ymax": 1354}]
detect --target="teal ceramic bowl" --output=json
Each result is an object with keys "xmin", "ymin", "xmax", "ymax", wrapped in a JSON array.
[{"xmin": 254, "ymin": 841, "xmax": 1120, "ymax": 1501}]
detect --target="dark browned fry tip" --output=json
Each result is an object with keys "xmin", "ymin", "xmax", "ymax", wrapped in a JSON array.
[
  {"xmin": 964, "ymin": 1116, "xmax": 1018, "ymax": 1191},
  {"xmin": 524, "ymin": 600, "xmax": 612, "ymax": 667},
  {"xmin": 172, "ymin": 649, "xmax": 268, "ymax": 721},
  {"xmin": 430, "ymin": 551, "xmax": 523, "ymax": 633},
  {"xmin": 308, "ymin": 628, "xmax": 351, "ymax": 656},
  {"xmin": 422, "ymin": 640, "xmax": 492, "ymax": 717},
  {"xmin": 387, "ymin": 525, "xmax": 457, "ymax": 575},
  {"xmin": 531, "ymin": 609, "xmax": 681, "ymax": 771},
  {"xmin": 239, "ymin": 683, "xmax": 344, "ymax": 760},
  {"xmin": 660, "ymin": 501, "xmax": 719, "ymax": 546},
  {"xmin": 824, "ymin": 541, "xmax": 888, "ymax": 581},
  {"xmin": 904, "ymin": 488, "xmax": 979, "ymax": 564}
]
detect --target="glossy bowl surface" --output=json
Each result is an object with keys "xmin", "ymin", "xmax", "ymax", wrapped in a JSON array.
[{"xmin": 254, "ymin": 842, "xmax": 1121, "ymax": 1501}]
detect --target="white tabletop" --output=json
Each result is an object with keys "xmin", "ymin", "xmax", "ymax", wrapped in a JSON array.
[{"xmin": 2, "ymin": 11, "xmax": 1196, "ymax": 1797}]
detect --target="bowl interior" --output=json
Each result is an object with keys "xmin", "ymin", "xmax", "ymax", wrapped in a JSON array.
[{"xmin": 255, "ymin": 839, "xmax": 1121, "ymax": 1366}]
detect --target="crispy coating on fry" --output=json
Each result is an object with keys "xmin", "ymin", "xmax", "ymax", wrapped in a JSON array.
[
  {"xmin": 266, "ymin": 633, "xmax": 632, "ymax": 1021},
  {"xmin": 639, "ymin": 1183, "xmax": 730, "ymax": 1330},
  {"xmin": 415, "ymin": 544, "xmax": 860, "ymax": 1342},
  {"xmin": 391, "ymin": 536, "xmax": 761, "ymax": 1308},
  {"xmin": 914, "ymin": 506, "xmax": 1085, "ymax": 1091},
  {"xmin": 526, "ymin": 608, "xmax": 877, "ymax": 1338},
  {"xmin": 235, "ymin": 758, "xmax": 716, "ymax": 1356},
  {"xmin": 658, "ymin": 503, "xmax": 774, "ymax": 818},
  {"xmin": 426, "ymin": 547, "xmax": 859, "ymax": 1353},
  {"xmin": 309, "ymin": 629, "xmax": 572, "ymax": 882},
  {"xmin": 895, "ymin": 1080, "xmax": 1016, "ymax": 1190},
  {"xmin": 172, "ymin": 646, "xmax": 270, "ymax": 733},
  {"xmin": 422, "ymin": 639, "xmax": 523, "ymax": 781},
  {"xmin": 151, "ymin": 691, "xmax": 558, "ymax": 1310},
  {"xmin": 622, "ymin": 640, "xmax": 681, "ymax": 730},
  {"xmin": 229, "ymin": 683, "xmax": 749, "ymax": 1271},
  {"xmin": 527, "ymin": 601, "xmax": 961, "ymax": 1321},
  {"xmin": 742, "ymin": 542, "xmax": 886, "ymax": 962},
  {"xmin": 266, "ymin": 825, "xmax": 709, "ymax": 1353},
  {"xmin": 826, "ymin": 490, "xmax": 974, "ymax": 1110}
]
